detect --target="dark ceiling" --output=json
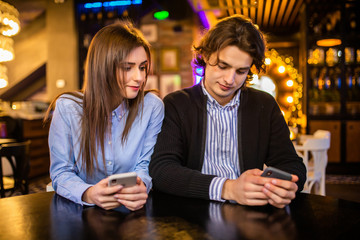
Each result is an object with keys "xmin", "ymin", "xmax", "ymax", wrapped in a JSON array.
[
  {"xmin": 5, "ymin": 0, "xmax": 305, "ymax": 35},
  {"xmin": 187, "ymin": 0, "xmax": 305, "ymax": 34}
]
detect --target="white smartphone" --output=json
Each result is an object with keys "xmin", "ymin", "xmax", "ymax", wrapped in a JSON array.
[
  {"xmin": 261, "ymin": 167, "xmax": 292, "ymax": 181},
  {"xmin": 108, "ymin": 172, "xmax": 137, "ymax": 187}
]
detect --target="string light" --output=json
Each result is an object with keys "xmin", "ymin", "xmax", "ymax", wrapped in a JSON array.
[
  {"xmin": 287, "ymin": 96, "xmax": 294, "ymax": 103},
  {"xmin": 0, "ymin": 64, "xmax": 8, "ymax": 88},
  {"xmin": 264, "ymin": 49, "xmax": 304, "ymax": 132},
  {"xmin": 265, "ymin": 58, "xmax": 271, "ymax": 65},
  {"xmin": 286, "ymin": 79, "xmax": 294, "ymax": 87},
  {"xmin": 278, "ymin": 65, "xmax": 285, "ymax": 73}
]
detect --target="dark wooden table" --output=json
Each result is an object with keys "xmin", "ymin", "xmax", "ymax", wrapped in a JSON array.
[{"xmin": 0, "ymin": 191, "xmax": 359, "ymax": 240}]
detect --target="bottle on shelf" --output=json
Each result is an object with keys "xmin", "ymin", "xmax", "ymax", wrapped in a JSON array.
[
  {"xmin": 326, "ymin": 48, "xmax": 339, "ymax": 67},
  {"xmin": 346, "ymin": 67, "xmax": 354, "ymax": 101},
  {"xmin": 345, "ymin": 47, "xmax": 355, "ymax": 65},
  {"xmin": 308, "ymin": 12, "xmax": 321, "ymax": 35},
  {"xmin": 349, "ymin": 11, "xmax": 357, "ymax": 34},
  {"xmin": 329, "ymin": 67, "xmax": 341, "ymax": 114},
  {"xmin": 309, "ymin": 67, "xmax": 320, "ymax": 115},
  {"xmin": 346, "ymin": 67, "xmax": 360, "ymax": 115}
]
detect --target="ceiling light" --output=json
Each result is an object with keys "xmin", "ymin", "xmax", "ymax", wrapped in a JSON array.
[
  {"xmin": 0, "ymin": 64, "xmax": 8, "ymax": 88},
  {"xmin": 154, "ymin": 11, "xmax": 169, "ymax": 20},
  {"xmin": 0, "ymin": 0, "xmax": 21, "ymax": 88},
  {"xmin": 316, "ymin": 39, "xmax": 342, "ymax": 47},
  {"xmin": 0, "ymin": 35, "xmax": 13, "ymax": 62},
  {"xmin": 0, "ymin": 0, "xmax": 20, "ymax": 37}
]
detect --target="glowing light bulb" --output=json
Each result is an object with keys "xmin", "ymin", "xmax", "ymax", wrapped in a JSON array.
[
  {"xmin": 286, "ymin": 96, "xmax": 294, "ymax": 103},
  {"xmin": 286, "ymin": 79, "xmax": 294, "ymax": 87},
  {"xmin": 265, "ymin": 58, "xmax": 271, "ymax": 65},
  {"xmin": 278, "ymin": 66, "xmax": 285, "ymax": 73}
]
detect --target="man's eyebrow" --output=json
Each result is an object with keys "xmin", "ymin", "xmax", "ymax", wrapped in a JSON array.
[
  {"xmin": 218, "ymin": 60, "xmax": 250, "ymax": 70},
  {"xmin": 121, "ymin": 60, "xmax": 148, "ymax": 66}
]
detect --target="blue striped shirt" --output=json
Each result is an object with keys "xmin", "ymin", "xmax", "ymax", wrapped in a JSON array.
[{"xmin": 201, "ymin": 82, "xmax": 241, "ymax": 201}]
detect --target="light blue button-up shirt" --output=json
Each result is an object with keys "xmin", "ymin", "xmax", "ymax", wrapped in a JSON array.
[{"xmin": 49, "ymin": 92, "xmax": 164, "ymax": 205}]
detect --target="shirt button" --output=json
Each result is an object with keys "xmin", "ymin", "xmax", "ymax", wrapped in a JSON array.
[
  {"xmin": 112, "ymin": 112, "xmax": 115, "ymax": 116},
  {"xmin": 108, "ymin": 161, "xmax": 112, "ymax": 166},
  {"xmin": 108, "ymin": 141, "xmax": 112, "ymax": 145}
]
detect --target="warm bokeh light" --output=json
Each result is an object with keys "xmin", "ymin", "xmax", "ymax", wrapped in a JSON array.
[
  {"xmin": 0, "ymin": 48, "xmax": 13, "ymax": 62},
  {"xmin": 265, "ymin": 58, "xmax": 271, "ymax": 65},
  {"xmin": 286, "ymin": 96, "xmax": 294, "ymax": 103},
  {"xmin": 249, "ymin": 75, "xmax": 276, "ymax": 98},
  {"xmin": 0, "ymin": 78, "xmax": 8, "ymax": 88},
  {"xmin": 2, "ymin": 17, "xmax": 20, "ymax": 36},
  {"xmin": 265, "ymin": 49, "xmax": 304, "ymax": 133},
  {"xmin": 286, "ymin": 79, "xmax": 294, "ymax": 87},
  {"xmin": 278, "ymin": 65, "xmax": 285, "ymax": 73},
  {"xmin": 316, "ymin": 38, "xmax": 342, "ymax": 47}
]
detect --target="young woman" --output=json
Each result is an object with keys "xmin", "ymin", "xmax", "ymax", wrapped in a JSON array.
[{"xmin": 46, "ymin": 21, "xmax": 164, "ymax": 211}]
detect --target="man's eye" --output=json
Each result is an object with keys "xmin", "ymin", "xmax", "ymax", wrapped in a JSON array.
[
  {"xmin": 218, "ymin": 64, "xmax": 227, "ymax": 69},
  {"xmin": 236, "ymin": 70, "xmax": 247, "ymax": 75}
]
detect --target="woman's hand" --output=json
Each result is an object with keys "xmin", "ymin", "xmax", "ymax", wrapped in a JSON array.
[
  {"xmin": 82, "ymin": 178, "xmax": 124, "ymax": 210},
  {"xmin": 114, "ymin": 177, "xmax": 148, "ymax": 211}
]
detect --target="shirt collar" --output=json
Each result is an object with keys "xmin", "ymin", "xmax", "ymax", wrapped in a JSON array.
[
  {"xmin": 201, "ymin": 80, "xmax": 241, "ymax": 108},
  {"xmin": 112, "ymin": 101, "xmax": 126, "ymax": 121}
]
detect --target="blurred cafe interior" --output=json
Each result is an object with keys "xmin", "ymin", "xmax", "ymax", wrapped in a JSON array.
[{"xmin": 0, "ymin": 0, "xmax": 359, "ymax": 201}]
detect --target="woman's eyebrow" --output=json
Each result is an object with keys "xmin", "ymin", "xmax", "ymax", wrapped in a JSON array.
[{"xmin": 121, "ymin": 60, "xmax": 148, "ymax": 66}]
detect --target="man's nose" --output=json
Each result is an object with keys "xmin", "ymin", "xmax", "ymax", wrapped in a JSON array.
[{"xmin": 224, "ymin": 69, "xmax": 236, "ymax": 84}]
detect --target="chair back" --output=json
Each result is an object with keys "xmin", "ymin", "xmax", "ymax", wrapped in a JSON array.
[
  {"xmin": 294, "ymin": 130, "xmax": 331, "ymax": 196},
  {"xmin": 302, "ymin": 137, "xmax": 330, "ymax": 150},
  {"xmin": 0, "ymin": 140, "xmax": 31, "ymax": 197}
]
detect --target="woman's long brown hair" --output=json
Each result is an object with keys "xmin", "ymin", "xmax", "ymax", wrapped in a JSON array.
[{"xmin": 44, "ymin": 21, "xmax": 151, "ymax": 176}]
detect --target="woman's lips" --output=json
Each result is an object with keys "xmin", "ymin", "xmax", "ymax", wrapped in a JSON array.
[{"xmin": 128, "ymin": 86, "xmax": 140, "ymax": 91}]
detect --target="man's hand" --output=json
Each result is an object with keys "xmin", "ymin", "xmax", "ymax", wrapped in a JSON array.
[
  {"xmin": 221, "ymin": 169, "xmax": 269, "ymax": 206},
  {"xmin": 82, "ymin": 178, "xmax": 123, "ymax": 210},
  {"xmin": 221, "ymin": 169, "xmax": 299, "ymax": 208},
  {"xmin": 262, "ymin": 174, "xmax": 298, "ymax": 208},
  {"xmin": 114, "ymin": 177, "xmax": 148, "ymax": 211}
]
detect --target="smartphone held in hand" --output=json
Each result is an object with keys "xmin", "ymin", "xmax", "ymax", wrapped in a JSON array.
[
  {"xmin": 108, "ymin": 172, "xmax": 137, "ymax": 187},
  {"xmin": 261, "ymin": 167, "xmax": 292, "ymax": 181}
]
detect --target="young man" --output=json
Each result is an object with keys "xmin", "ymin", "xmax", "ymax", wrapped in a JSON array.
[{"xmin": 149, "ymin": 15, "xmax": 306, "ymax": 208}]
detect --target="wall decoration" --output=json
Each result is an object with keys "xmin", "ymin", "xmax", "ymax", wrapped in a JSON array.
[
  {"xmin": 150, "ymin": 48, "xmax": 157, "ymax": 73},
  {"xmin": 140, "ymin": 24, "xmax": 158, "ymax": 43},
  {"xmin": 160, "ymin": 74, "xmax": 181, "ymax": 98},
  {"xmin": 145, "ymin": 75, "xmax": 159, "ymax": 91},
  {"xmin": 160, "ymin": 48, "xmax": 179, "ymax": 72}
]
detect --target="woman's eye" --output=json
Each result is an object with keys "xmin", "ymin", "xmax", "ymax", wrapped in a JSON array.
[
  {"xmin": 122, "ymin": 66, "xmax": 131, "ymax": 71},
  {"xmin": 140, "ymin": 65, "xmax": 147, "ymax": 71}
]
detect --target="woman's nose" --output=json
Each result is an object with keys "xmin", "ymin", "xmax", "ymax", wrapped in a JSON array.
[{"xmin": 133, "ymin": 68, "xmax": 143, "ymax": 82}]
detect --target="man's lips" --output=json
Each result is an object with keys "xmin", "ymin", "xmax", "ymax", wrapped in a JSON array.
[{"xmin": 218, "ymin": 83, "xmax": 231, "ymax": 91}]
